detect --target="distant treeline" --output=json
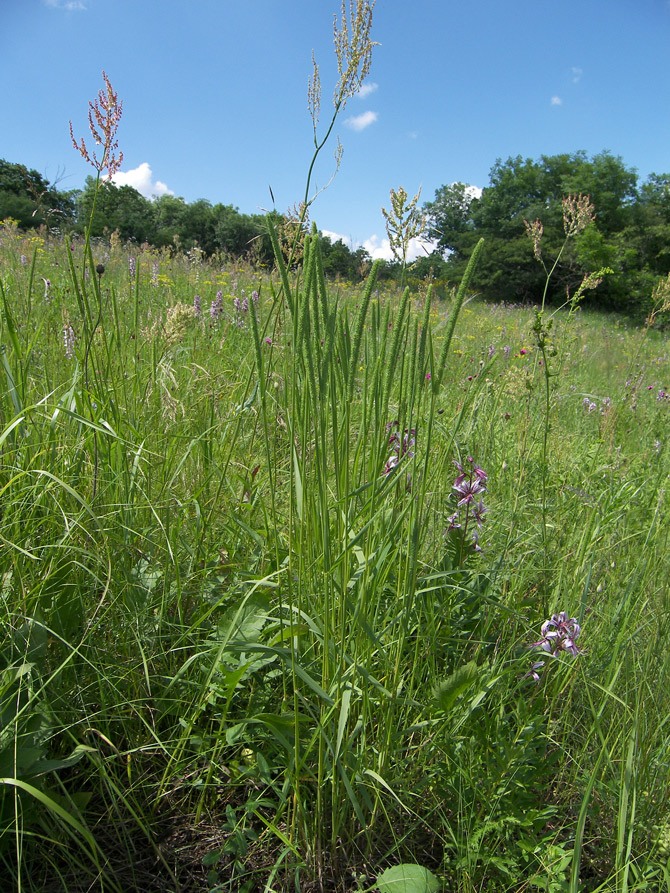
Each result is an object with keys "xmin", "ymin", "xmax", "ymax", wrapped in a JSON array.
[
  {"xmin": 425, "ymin": 151, "xmax": 670, "ymax": 317},
  {"xmin": 0, "ymin": 160, "xmax": 381, "ymax": 281},
  {"xmin": 3, "ymin": 151, "xmax": 670, "ymax": 316}
]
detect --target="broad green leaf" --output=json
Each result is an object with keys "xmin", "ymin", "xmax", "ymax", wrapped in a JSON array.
[{"xmin": 376, "ymin": 863, "xmax": 440, "ymax": 893}]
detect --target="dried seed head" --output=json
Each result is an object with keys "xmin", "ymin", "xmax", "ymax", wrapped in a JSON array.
[
  {"xmin": 69, "ymin": 71, "xmax": 124, "ymax": 180},
  {"xmin": 381, "ymin": 185, "xmax": 426, "ymax": 264},
  {"xmin": 308, "ymin": 50, "xmax": 321, "ymax": 132},
  {"xmin": 562, "ymin": 192, "xmax": 595, "ymax": 237},
  {"xmin": 523, "ymin": 217, "xmax": 544, "ymax": 261},
  {"xmin": 333, "ymin": 0, "xmax": 377, "ymax": 110}
]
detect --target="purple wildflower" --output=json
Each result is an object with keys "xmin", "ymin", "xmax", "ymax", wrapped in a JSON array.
[
  {"xmin": 63, "ymin": 323, "xmax": 76, "ymax": 359},
  {"xmin": 193, "ymin": 293, "xmax": 202, "ymax": 317},
  {"xmin": 20, "ymin": 254, "xmax": 28, "ymax": 267},
  {"xmin": 382, "ymin": 423, "xmax": 415, "ymax": 480},
  {"xmin": 446, "ymin": 457, "xmax": 489, "ymax": 554},
  {"xmin": 531, "ymin": 611, "xmax": 583, "ymax": 659},
  {"xmin": 210, "ymin": 290, "xmax": 223, "ymax": 321},
  {"xmin": 252, "ymin": 289, "xmax": 259, "ymax": 306},
  {"xmin": 152, "ymin": 260, "xmax": 159, "ymax": 286},
  {"xmin": 503, "ymin": 345, "xmax": 511, "ymax": 358},
  {"xmin": 129, "ymin": 256, "xmax": 136, "ymax": 279}
]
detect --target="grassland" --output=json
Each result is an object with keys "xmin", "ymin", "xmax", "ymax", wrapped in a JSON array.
[{"xmin": 1, "ymin": 221, "xmax": 669, "ymax": 892}]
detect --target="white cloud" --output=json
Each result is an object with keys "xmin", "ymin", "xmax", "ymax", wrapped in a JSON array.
[
  {"xmin": 551, "ymin": 95, "xmax": 563, "ymax": 106},
  {"xmin": 362, "ymin": 234, "xmax": 439, "ymax": 262},
  {"xmin": 112, "ymin": 163, "xmax": 174, "ymax": 199},
  {"xmin": 43, "ymin": 0, "xmax": 87, "ymax": 9},
  {"xmin": 320, "ymin": 230, "xmax": 438, "ymax": 263},
  {"xmin": 345, "ymin": 110, "xmax": 378, "ymax": 131},
  {"xmin": 571, "ymin": 66, "xmax": 583, "ymax": 83},
  {"xmin": 321, "ymin": 229, "xmax": 354, "ymax": 246},
  {"xmin": 356, "ymin": 82, "xmax": 378, "ymax": 99}
]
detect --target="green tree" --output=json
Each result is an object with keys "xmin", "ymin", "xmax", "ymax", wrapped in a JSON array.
[
  {"xmin": 75, "ymin": 177, "xmax": 156, "ymax": 242},
  {"xmin": 425, "ymin": 151, "xmax": 655, "ymax": 312},
  {"xmin": 0, "ymin": 158, "xmax": 76, "ymax": 230},
  {"xmin": 213, "ymin": 204, "xmax": 261, "ymax": 257}
]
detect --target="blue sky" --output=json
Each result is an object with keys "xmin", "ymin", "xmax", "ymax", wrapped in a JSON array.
[{"xmin": 1, "ymin": 0, "xmax": 669, "ymax": 260}]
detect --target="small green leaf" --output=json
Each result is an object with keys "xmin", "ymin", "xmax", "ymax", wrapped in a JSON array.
[
  {"xmin": 376, "ymin": 863, "xmax": 440, "ymax": 893},
  {"xmin": 432, "ymin": 659, "xmax": 480, "ymax": 713}
]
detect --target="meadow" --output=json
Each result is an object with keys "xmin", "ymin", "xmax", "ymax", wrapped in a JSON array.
[{"xmin": 1, "ymin": 216, "xmax": 669, "ymax": 892}]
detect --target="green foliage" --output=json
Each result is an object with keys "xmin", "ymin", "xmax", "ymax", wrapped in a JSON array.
[
  {"xmin": 0, "ymin": 158, "xmax": 76, "ymax": 230},
  {"xmin": 1, "ymin": 221, "xmax": 669, "ymax": 889},
  {"xmin": 425, "ymin": 151, "xmax": 670, "ymax": 316}
]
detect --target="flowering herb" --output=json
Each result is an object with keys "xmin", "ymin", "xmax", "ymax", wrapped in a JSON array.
[
  {"xmin": 445, "ymin": 456, "xmax": 489, "ymax": 561},
  {"xmin": 526, "ymin": 611, "xmax": 583, "ymax": 680},
  {"xmin": 210, "ymin": 290, "xmax": 223, "ymax": 321},
  {"xmin": 63, "ymin": 323, "xmax": 76, "ymax": 360},
  {"xmin": 382, "ymin": 421, "xmax": 415, "ymax": 482}
]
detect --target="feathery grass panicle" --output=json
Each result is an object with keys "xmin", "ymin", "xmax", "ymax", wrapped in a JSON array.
[
  {"xmin": 333, "ymin": 0, "xmax": 377, "ymax": 109},
  {"xmin": 382, "ymin": 185, "xmax": 427, "ymax": 267},
  {"xmin": 562, "ymin": 191, "xmax": 596, "ymax": 236},
  {"xmin": 69, "ymin": 71, "xmax": 123, "ymax": 181}
]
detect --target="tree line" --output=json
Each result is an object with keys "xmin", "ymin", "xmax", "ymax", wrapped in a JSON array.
[
  {"xmin": 3, "ymin": 151, "xmax": 670, "ymax": 315},
  {"xmin": 0, "ymin": 160, "xmax": 372, "ymax": 280},
  {"xmin": 425, "ymin": 150, "xmax": 670, "ymax": 315}
]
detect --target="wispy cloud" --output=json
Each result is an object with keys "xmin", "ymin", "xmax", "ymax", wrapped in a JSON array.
[
  {"xmin": 43, "ymin": 0, "xmax": 87, "ymax": 9},
  {"xmin": 356, "ymin": 81, "xmax": 378, "ymax": 99},
  {"xmin": 571, "ymin": 66, "xmax": 583, "ymax": 83},
  {"xmin": 344, "ymin": 110, "xmax": 378, "ymax": 131},
  {"xmin": 551, "ymin": 95, "xmax": 563, "ymax": 106},
  {"xmin": 112, "ymin": 163, "xmax": 174, "ymax": 199}
]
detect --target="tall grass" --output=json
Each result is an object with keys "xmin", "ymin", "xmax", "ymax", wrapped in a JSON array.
[
  {"xmin": 1, "ymin": 218, "xmax": 669, "ymax": 891},
  {"xmin": 2, "ymin": 10, "xmax": 670, "ymax": 889}
]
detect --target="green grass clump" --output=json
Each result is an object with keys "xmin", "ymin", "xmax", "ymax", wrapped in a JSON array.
[{"xmin": 1, "ymin": 217, "xmax": 669, "ymax": 892}]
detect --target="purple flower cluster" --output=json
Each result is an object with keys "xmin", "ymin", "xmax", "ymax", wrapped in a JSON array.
[
  {"xmin": 151, "ymin": 260, "xmax": 159, "ymax": 286},
  {"xmin": 129, "ymin": 256, "xmax": 136, "ymax": 280},
  {"xmin": 382, "ymin": 422, "xmax": 415, "ymax": 477},
  {"xmin": 193, "ymin": 293, "xmax": 202, "ymax": 317},
  {"xmin": 446, "ymin": 457, "xmax": 488, "ymax": 552},
  {"xmin": 63, "ymin": 323, "xmax": 76, "ymax": 360},
  {"xmin": 526, "ymin": 611, "xmax": 583, "ymax": 680},
  {"xmin": 233, "ymin": 289, "xmax": 260, "ymax": 327},
  {"xmin": 210, "ymin": 290, "xmax": 223, "ymax": 321}
]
